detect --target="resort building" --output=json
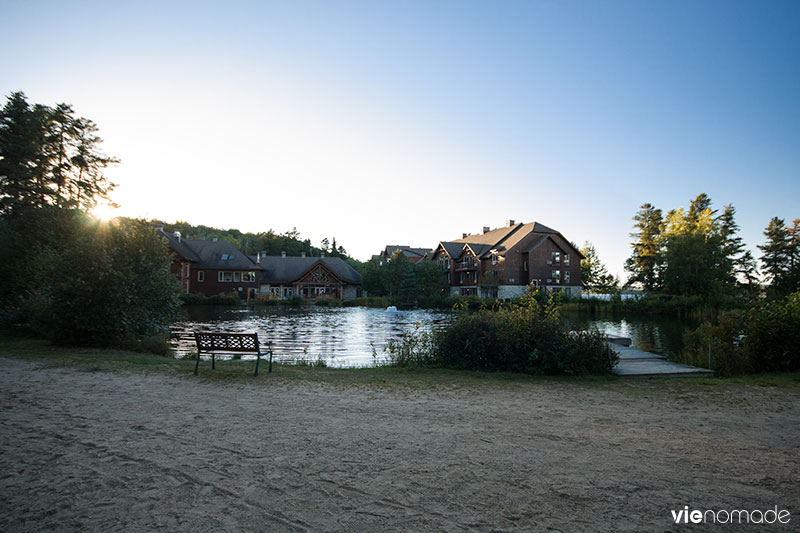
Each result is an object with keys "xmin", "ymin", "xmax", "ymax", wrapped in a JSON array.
[
  {"xmin": 379, "ymin": 245, "xmax": 431, "ymax": 264},
  {"xmin": 158, "ymin": 228, "xmax": 259, "ymax": 297},
  {"xmin": 158, "ymin": 227, "xmax": 362, "ymax": 300},
  {"xmin": 430, "ymin": 220, "xmax": 584, "ymax": 298},
  {"xmin": 253, "ymin": 253, "xmax": 363, "ymax": 300}
]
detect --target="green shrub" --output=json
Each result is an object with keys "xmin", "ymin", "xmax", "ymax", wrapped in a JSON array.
[
  {"xmin": 388, "ymin": 292, "xmax": 617, "ymax": 375},
  {"xmin": 181, "ymin": 292, "xmax": 241, "ymax": 306},
  {"xmin": 745, "ymin": 292, "xmax": 800, "ymax": 372},
  {"xmin": 677, "ymin": 292, "xmax": 800, "ymax": 375},
  {"xmin": 679, "ymin": 312, "xmax": 753, "ymax": 376},
  {"xmin": 387, "ymin": 329, "xmax": 436, "ymax": 367}
]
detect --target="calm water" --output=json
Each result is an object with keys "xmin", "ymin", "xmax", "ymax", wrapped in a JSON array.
[
  {"xmin": 563, "ymin": 312, "xmax": 697, "ymax": 359},
  {"xmin": 171, "ymin": 306, "xmax": 453, "ymax": 367},
  {"xmin": 172, "ymin": 306, "xmax": 695, "ymax": 367}
]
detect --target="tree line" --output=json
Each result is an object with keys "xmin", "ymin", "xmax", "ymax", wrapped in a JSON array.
[
  {"xmin": 0, "ymin": 92, "xmax": 117, "ymax": 216},
  {"xmin": 1, "ymin": 92, "xmax": 179, "ymax": 350},
  {"xmin": 625, "ymin": 193, "xmax": 797, "ymax": 299}
]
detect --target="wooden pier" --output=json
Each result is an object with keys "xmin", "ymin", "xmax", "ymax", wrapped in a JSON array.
[{"xmin": 606, "ymin": 336, "xmax": 713, "ymax": 377}]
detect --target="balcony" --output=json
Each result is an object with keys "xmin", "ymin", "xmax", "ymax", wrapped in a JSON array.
[{"xmin": 455, "ymin": 260, "xmax": 478, "ymax": 271}]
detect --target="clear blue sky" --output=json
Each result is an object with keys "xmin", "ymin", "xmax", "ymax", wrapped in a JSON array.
[{"xmin": 2, "ymin": 0, "xmax": 798, "ymax": 279}]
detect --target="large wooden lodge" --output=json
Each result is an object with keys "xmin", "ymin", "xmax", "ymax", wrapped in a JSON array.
[
  {"xmin": 430, "ymin": 220, "xmax": 584, "ymax": 298},
  {"xmin": 158, "ymin": 228, "xmax": 362, "ymax": 300}
]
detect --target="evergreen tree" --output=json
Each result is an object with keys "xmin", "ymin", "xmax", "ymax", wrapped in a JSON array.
[
  {"xmin": 759, "ymin": 217, "xmax": 790, "ymax": 284},
  {"xmin": 624, "ymin": 203, "xmax": 663, "ymax": 290},
  {"xmin": 759, "ymin": 217, "xmax": 799, "ymax": 296},
  {"xmin": 580, "ymin": 241, "xmax": 618, "ymax": 293},
  {"xmin": 0, "ymin": 92, "xmax": 117, "ymax": 216}
]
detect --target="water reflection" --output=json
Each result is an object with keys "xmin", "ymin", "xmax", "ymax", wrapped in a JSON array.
[
  {"xmin": 172, "ymin": 306, "xmax": 696, "ymax": 367},
  {"xmin": 562, "ymin": 312, "xmax": 697, "ymax": 358},
  {"xmin": 171, "ymin": 306, "xmax": 453, "ymax": 367}
]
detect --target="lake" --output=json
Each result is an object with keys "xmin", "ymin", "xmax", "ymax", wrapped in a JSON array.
[{"xmin": 171, "ymin": 306, "xmax": 696, "ymax": 367}]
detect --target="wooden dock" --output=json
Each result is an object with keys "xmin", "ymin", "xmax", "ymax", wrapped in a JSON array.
[{"xmin": 606, "ymin": 336, "xmax": 713, "ymax": 377}]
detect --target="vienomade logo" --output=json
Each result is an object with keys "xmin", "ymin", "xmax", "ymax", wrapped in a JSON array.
[{"xmin": 671, "ymin": 506, "xmax": 791, "ymax": 525}]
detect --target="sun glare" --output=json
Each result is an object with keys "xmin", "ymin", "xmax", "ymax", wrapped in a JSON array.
[{"xmin": 92, "ymin": 202, "xmax": 118, "ymax": 221}]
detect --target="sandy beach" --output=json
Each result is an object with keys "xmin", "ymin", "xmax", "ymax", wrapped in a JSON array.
[{"xmin": 1, "ymin": 357, "xmax": 798, "ymax": 532}]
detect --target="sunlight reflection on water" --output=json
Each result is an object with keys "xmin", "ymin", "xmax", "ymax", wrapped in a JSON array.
[{"xmin": 170, "ymin": 306, "xmax": 453, "ymax": 367}]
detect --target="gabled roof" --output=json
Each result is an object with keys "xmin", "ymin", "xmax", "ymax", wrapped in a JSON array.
[
  {"xmin": 159, "ymin": 230, "xmax": 258, "ymax": 269},
  {"xmin": 158, "ymin": 229, "xmax": 201, "ymax": 262},
  {"xmin": 463, "ymin": 243, "xmax": 494, "ymax": 259},
  {"xmin": 452, "ymin": 221, "xmax": 582, "ymax": 258},
  {"xmin": 383, "ymin": 245, "xmax": 431, "ymax": 258},
  {"xmin": 434, "ymin": 241, "xmax": 465, "ymax": 259},
  {"xmin": 256, "ymin": 256, "xmax": 361, "ymax": 284}
]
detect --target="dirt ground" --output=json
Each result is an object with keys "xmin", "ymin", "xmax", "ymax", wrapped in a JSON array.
[{"xmin": 1, "ymin": 358, "xmax": 798, "ymax": 532}]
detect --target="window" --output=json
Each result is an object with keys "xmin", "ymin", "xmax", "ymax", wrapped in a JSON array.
[
  {"xmin": 551, "ymin": 251, "xmax": 561, "ymax": 264},
  {"xmin": 523, "ymin": 261, "xmax": 528, "ymax": 272},
  {"xmin": 234, "ymin": 272, "xmax": 242, "ymax": 282},
  {"xmin": 198, "ymin": 271, "xmax": 204, "ymax": 282},
  {"xmin": 565, "ymin": 271, "xmax": 571, "ymax": 284},
  {"xmin": 564, "ymin": 254, "xmax": 570, "ymax": 266},
  {"xmin": 243, "ymin": 272, "xmax": 255, "ymax": 282},
  {"xmin": 552, "ymin": 270, "xmax": 561, "ymax": 283},
  {"xmin": 222, "ymin": 271, "xmax": 233, "ymax": 282},
  {"xmin": 491, "ymin": 252, "xmax": 498, "ymax": 265},
  {"xmin": 218, "ymin": 271, "xmax": 223, "ymax": 282},
  {"xmin": 221, "ymin": 254, "xmax": 228, "ymax": 260}
]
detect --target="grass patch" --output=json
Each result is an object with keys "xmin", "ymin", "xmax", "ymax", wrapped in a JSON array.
[{"xmin": 0, "ymin": 332, "xmax": 798, "ymax": 392}]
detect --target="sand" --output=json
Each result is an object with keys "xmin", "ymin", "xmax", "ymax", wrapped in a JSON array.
[{"xmin": 1, "ymin": 358, "xmax": 798, "ymax": 532}]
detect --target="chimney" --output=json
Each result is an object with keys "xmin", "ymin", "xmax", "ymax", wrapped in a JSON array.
[
  {"xmin": 281, "ymin": 251, "xmax": 286, "ymax": 258},
  {"xmin": 507, "ymin": 219, "xmax": 515, "ymax": 227},
  {"xmin": 482, "ymin": 226, "xmax": 490, "ymax": 234},
  {"xmin": 462, "ymin": 233, "xmax": 468, "ymax": 239},
  {"xmin": 173, "ymin": 231, "xmax": 181, "ymax": 242},
  {"xmin": 301, "ymin": 251, "xmax": 306, "ymax": 258},
  {"xmin": 212, "ymin": 236, "xmax": 218, "ymax": 242},
  {"xmin": 256, "ymin": 252, "xmax": 261, "ymax": 264}
]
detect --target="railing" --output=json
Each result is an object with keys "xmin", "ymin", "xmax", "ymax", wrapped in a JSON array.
[{"xmin": 454, "ymin": 260, "xmax": 478, "ymax": 271}]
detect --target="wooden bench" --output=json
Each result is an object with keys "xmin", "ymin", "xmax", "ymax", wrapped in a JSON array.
[{"xmin": 193, "ymin": 332, "xmax": 273, "ymax": 376}]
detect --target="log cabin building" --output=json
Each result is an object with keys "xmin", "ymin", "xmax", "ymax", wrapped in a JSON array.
[
  {"xmin": 254, "ymin": 253, "xmax": 362, "ymax": 300},
  {"xmin": 431, "ymin": 220, "xmax": 584, "ymax": 298},
  {"xmin": 158, "ymin": 228, "xmax": 361, "ymax": 300}
]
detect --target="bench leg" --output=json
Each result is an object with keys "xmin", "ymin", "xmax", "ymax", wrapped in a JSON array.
[
  {"xmin": 194, "ymin": 353, "xmax": 201, "ymax": 375},
  {"xmin": 254, "ymin": 353, "xmax": 261, "ymax": 377},
  {"xmin": 268, "ymin": 345, "xmax": 273, "ymax": 373},
  {"xmin": 212, "ymin": 354, "xmax": 215, "ymax": 370}
]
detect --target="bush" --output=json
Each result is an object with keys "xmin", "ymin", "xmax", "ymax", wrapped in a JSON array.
[
  {"xmin": 387, "ymin": 329, "xmax": 436, "ymax": 367},
  {"xmin": 677, "ymin": 292, "xmax": 800, "ymax": 375},
  {"xmin": 679, "ymin": 312, "xmax": 753, "ymax": 376},
  {"xmin": 0, "ymin": 208, "xmax": 181, "ymax": 349},
  {"xmin": 181, "ymin": 292, "xmax": 241, "ymax": 306},
  {"xmin": 745, "ymin": 292, "xmax": 800, "ymax": 372},
  {"xmin": 388, "ymin": 292, "xmax": 618, "ymax": 375}
]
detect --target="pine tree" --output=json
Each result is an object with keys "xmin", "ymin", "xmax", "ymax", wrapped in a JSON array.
[
  {"xmin": 759, "ymin": 217, "xmax": 790, "ymax": 285},
  {"xmin": 580, "ymin": 241, "xmax": 618, "ymax": 293},
  {"xmin": 625, "ymin": 203, "xmax": 663, "ymax": 291},
  {"xmin": 0, "ymin": 92, "xmax": 117, "ymax": 216}
]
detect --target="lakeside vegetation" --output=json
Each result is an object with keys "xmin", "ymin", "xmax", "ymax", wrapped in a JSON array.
[
  {"xmin": 2, "ymin": 92, "xmax": 797, "ymax": 379},
  {"xmin": 3, "ymin": 334, "xmax": 798, "ymax": 390}
]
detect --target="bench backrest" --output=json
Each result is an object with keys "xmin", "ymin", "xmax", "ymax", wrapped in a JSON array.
[{"xmin": 194, "ymin": 332, "xmax": 260, "ymax": 354}]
